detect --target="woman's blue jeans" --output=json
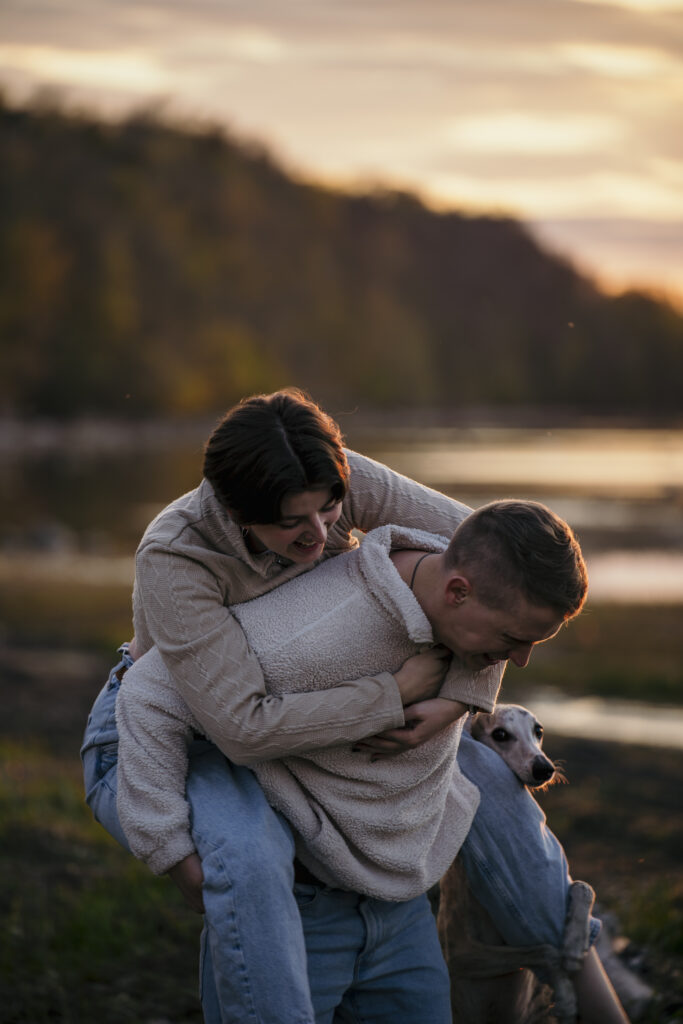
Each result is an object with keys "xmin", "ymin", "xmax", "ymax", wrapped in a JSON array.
[
  {"xmin": 82, "ymin": 650, "xmax": 597, "ymax": 1023},
  {"xmin": 82, "ymin": 648, "xmax": 314, "ymax": 1024}
]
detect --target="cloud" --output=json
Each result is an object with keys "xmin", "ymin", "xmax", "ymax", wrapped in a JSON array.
[
  {"xmin": 0, "ymin": 43, "xmax": 167, "ymax": 91},
  {"xmin": 1, "ymin": 0, "xmax": 682, "ymax": 299},
  {"xmin": 443, "ymin": 113, "xmax": 625, "ymax": 155}
]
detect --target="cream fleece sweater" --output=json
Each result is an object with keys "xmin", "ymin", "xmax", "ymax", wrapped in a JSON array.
[
  {"xmin": 116, "ymin": 450, "xmax": 479, "ymax": 875},
  {"xmin": 117, "ymin": 525, "xmax": 502, "ymax": 896},
  {"xmin": 131, "ymin": 450, "xmax": 473, "ymax": 762}
]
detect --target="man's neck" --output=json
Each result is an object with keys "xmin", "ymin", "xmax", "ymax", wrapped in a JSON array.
[{"xmin": 390, "ymin": 549, "xmax": 436, "ymax": 597}]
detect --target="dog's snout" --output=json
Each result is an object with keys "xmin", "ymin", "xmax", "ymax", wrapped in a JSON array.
[{"xmin": 531, "ymin": 756, "xmax": 555, "ymax": 783}]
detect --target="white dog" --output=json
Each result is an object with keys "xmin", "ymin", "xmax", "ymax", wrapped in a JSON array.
[{"xmin": 466, "ymin": 702, "xmax": 562, "ymax": 789}]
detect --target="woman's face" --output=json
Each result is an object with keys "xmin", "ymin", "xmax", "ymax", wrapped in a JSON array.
[{"xmin": 246, "ymin": 487, "xmax": 342, "ymax": 564}]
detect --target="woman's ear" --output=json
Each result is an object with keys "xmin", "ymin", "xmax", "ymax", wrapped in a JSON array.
[{"xmin": 444, "ymin": 574, "xmax": 472, "ymax": 607}]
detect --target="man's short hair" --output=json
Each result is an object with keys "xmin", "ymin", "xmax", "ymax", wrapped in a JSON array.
[
  {"xmin": 445, "ymin": 500, "xmax": 588, "ymax": 620},
  {"xmin": 203, "ymin": 389, "xmax": 349, "ymax": 524}
]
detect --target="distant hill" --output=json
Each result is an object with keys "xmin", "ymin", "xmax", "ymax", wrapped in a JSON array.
[{"xmin": 1, "ymin": 96, "xmax": 681, "ymax": 419}]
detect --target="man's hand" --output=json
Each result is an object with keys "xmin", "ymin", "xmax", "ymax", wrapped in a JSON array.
[
  {"xmin": 353, "ymin": 698, "xmax": 468, "ymax": 758},
  {"xmin": 167, "ymin": 852, "xmax": 205, "ymax": 914},
  {"xmin": 394, "ymin": 647, "xmax": 452, "ymax": 705}
]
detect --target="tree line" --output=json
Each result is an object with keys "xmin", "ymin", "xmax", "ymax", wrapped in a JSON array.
[{"xmin": 1, "ymin": 94, "xmax": 681, "ymax": 419}]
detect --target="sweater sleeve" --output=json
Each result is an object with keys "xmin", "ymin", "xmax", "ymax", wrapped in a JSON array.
[
  {"xmin": 133, "ymin": 545, "xmax": 405, "ymax": 763},
  {"xmin": 115, "ymin": 652, "xmax": 198, "ymax": 874},
  {"xmin": 340, "ymin": 450, "xmax": 472, "ymax": 539},
  {"xmin": 439, "ymin": 661, "xmax": 504, "ymax": 714}
]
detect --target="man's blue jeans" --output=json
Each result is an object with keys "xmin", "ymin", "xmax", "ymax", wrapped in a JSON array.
[
  {"xmin": 82, "ymin": 651, "xmax": 597, "ymax": 1023},
  {"xmin": 292, "ymin": 885, "xmax": 451, "ymax": 1024}
]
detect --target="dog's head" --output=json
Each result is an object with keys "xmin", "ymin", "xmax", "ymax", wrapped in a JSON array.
[{"xmin": 467, "ymin": 703, "xmax": 563, "ymax": 789}]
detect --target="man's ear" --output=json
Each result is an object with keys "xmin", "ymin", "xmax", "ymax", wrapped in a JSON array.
[{"xmin": 444, "ymin": 574, "xmax": 472, "ymax": 607}]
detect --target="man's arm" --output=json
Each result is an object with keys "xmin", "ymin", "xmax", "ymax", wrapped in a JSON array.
[
  {"xmin": 354, "ymin": 659, "xmax": 504, "ymax": 756},
  {"xmin": 115, "ymin": 653, "xmax": 197, "ymax": 876}
]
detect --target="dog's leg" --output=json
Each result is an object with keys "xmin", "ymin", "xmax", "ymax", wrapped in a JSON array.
[{"xmin": 438, "ymin": 858, "xmax": 559, "ymax": 1024}]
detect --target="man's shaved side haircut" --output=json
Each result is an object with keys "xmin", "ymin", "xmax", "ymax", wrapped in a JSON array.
[{"xmin": 445, "ymin": 500, "xmax": 588, "ymax": 620}]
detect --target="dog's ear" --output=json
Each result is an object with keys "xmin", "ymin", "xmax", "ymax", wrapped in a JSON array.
[{"xmin": 468, "ymin": 712, "xmax": 488, "ymax": 740}]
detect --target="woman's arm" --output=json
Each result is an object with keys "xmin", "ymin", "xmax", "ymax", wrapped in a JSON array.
[
  {"xmin": 340, "ymin": 450, "xmax": 472, "ymax": 539},
  {"xmin": 132, "ymin": 445, "xmax": 474, "ymax": 762},
  {"xmin": 352, "ymin": 658, "xmax": 503, "ymax": 756},
  {"xmin": 574, "ymin": 947, "xmax": 631, "ymax": 1024},
  {"xmin": 115, "ymin": 644, "xmax": 450, "ymax": 875},
  {"xmin": 133, "ymin": 547, "xmax": 407, "ymax": 760}
]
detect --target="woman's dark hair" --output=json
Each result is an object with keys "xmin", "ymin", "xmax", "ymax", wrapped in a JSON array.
[{"xmin": 203, "ymin": 389, "xmax": 350, "ymax": 524}]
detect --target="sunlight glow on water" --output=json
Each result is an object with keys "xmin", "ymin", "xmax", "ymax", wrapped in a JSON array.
[
  {"xmin": 527, "ymin": 691, "xmax": 683, "ymax": 751},
  {"xmin": 587, "ymin": 550, "xmax": 683, "ymax": 603},
  {"xmin": 371, "ymin": 428, "xmax": 683, "ymax": 497},
  {"xmin": 2, "ymin": 428, "xmax": 681, "ymax": 603},
  {"xmin": 2, "ymin": 549, "xmax": 682, "ymax": 603}
]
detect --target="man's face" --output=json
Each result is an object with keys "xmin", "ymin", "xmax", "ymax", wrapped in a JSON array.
[{"xmin": 434, "ymin": 587, "xmax": 565, "ymax": 671}]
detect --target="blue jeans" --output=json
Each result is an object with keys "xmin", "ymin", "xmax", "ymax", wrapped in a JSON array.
[
  {"xmin": 457, "ymin": 731, "xmax": 602, "ymax": 949},
  {"xmin": 82, "ymin": 654, "xmax": 597, "ymax": 1023},
  {"xmin": 82, "ymin": 651, "xmax": 315, "ymax": 1024},
  {"xmin": 81, "ymin": 645, "xmax": 134, "ymax": 852},
  {"xmin": 293, "ymin": 885, "xmax": 451, "ymax": 1024}
]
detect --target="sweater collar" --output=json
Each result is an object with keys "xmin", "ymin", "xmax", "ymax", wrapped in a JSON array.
[
  {"xmin": 197, "ymin": 478, "xmax": 296, "ymax": 577},
  {"xmin": 357, "ymin": 524, "xmax": 447, "ymax": 646}
]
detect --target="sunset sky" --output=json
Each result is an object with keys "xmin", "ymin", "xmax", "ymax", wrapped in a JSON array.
[{"xmin": 2, "ymin": 0, "xmax": 682, "ymax": 306}]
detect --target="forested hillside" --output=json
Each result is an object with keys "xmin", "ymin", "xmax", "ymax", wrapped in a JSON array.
[{"xmin": 1, "ymin": 96, "xmax": 681, "ymax": 419}]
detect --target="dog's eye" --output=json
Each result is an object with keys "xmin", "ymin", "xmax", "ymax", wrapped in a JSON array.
[
  {"xmin": 491, "ymin": 728, "xmax": 510, "ymax": 742},
  {"xmin": 534, "ymin": 724, "xmax": 544, "ymax": 739}
]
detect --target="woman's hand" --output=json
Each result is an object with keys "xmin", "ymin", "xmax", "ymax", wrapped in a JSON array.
[
  {"xmin": 353, "ymin": 698, "xmax": 467, "ymax": 758},
  {"xmin": 167, "ymin": 852, "xmax": 205, "ymax": 914},
  {"xmin": 394, "ymin": 647, "xmax": 452, "ymax": 705}
]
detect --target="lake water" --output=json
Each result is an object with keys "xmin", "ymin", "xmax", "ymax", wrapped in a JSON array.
[
  {"xmin": 523, "ymin": 690, "xmax": 683, "ymax": 751},
  {"xmin": 2, "ymin": 423, "xmax": 683, "ymax": 603},
  {"xmin": 366, "ymin": 426, "xmax": 683, "ymax": 498}
]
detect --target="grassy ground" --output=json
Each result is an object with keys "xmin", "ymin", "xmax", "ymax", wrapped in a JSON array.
[
  {"xmin": 0, "ymin": 647, "xmax": 204, "ymax": 1024},
  {"xmin": 0, "ymin": 741, "xmax": 204, "ymax": 1024},
  {"xmin": 504, "ymin": 600, "xmax": 683, "ymax": 706},
  {"xmin": 535, "ymin": 736, "xmax": 683, "ymax": 1022},
  {"xmin": 1, "ymin": 596, "xmax": 682, "ymax": 1022}
]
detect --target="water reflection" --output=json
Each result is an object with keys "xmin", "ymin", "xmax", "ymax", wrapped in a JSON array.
[
  {"xmin": 525, "ymin": 690, "xmax": 683, "ymax": 751},
  {"xmin": 2, "ymin": 425, "xmax": 682, "ymax": 599},
  {"xmin": 367, "ymin": 427, "xmax": 683, "ymax": 498},
  {"xmin": 587, "ymin": 550, "xmax": 683, "ymax": 603},
  {"xmin": 2, "ymin": 548, "xmax": 682, "ymax": 604}
]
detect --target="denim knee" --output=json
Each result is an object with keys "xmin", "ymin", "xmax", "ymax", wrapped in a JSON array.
[
  {"xmin": 458, "ymin": 731, "xmax": 571, "ymax": 948},
  {"xmin": 81, "ymin": 643, "xmax": 133, "ymax": 763}
]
